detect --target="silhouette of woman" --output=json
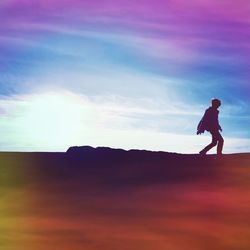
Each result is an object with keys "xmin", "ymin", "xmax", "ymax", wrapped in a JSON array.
[{"xmin": 197, "ymin": 98, "xmax": 224, "ymax": 155}]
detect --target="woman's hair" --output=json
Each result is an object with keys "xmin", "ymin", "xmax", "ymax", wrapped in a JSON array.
[{"xmin": 211, "ymin": 98, "xmax": 221, "ymax": 107}]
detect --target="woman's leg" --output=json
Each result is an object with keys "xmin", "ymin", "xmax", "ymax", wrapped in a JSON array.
[
  {"xmin": 199, "ymin": 131, "xmax": 218, "ymax": 155},
  {"xmin": 216, "ymin": 131, "xmax": 224, "ymax": 155}
]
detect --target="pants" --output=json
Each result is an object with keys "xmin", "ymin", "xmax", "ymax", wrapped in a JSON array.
[{"xmin": 200, "ymin": 130, "xmax": 224, "ymax": 155}]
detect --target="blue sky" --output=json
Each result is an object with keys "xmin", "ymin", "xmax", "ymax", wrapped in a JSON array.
[{"xmin": 0, "ymin": 0, "xmax": 249, "ymax": 153}]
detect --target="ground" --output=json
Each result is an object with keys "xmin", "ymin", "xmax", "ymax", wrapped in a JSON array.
[{"xmin": 1, "ymin": 147, "xmax": 250, "ymax": 250}]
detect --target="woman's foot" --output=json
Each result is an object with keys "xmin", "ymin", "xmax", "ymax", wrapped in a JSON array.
[{"xmin": 199, "ymin": 150, "xmax": 207, "ymax": 156}]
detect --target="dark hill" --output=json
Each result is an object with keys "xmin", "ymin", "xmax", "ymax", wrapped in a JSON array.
[{"xmin": 1, "ymin": 146, "xmax": 250, "ymax": 250}]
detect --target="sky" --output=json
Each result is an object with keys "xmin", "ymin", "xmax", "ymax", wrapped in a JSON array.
[{"xmin": 0, "ymin": 0, "xmax": 250, "ymax": 153}]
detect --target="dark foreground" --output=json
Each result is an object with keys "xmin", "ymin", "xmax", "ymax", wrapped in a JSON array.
[{"xmin": 1, "ymin": 146, "xmax": 250, "ymax": 250}]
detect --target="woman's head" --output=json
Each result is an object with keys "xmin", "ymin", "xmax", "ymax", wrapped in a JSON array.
[{"xmin": 211, "ymin": 98, "xmax": 221, "ymax": 108}]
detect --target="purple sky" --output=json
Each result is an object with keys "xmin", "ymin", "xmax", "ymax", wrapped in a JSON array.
[{"xmin": 0, "ymin": 0, "xmax": 250, "ymax": 152}]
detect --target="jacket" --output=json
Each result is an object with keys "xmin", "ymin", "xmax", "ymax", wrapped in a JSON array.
[{"xmin": 197, "ymin": 107, "xmax": 221, "ymax": 133}]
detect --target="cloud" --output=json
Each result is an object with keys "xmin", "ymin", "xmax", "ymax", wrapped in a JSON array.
[
  {"xmin": 0, "ymin": 90, "xmax": 249, "ymax": 153},
  {"xmin": 0, "ymin": 0, "xmax": 249, "ymax": 152}
]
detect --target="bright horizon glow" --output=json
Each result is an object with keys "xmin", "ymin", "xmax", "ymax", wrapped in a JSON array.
[
  {"xmin": 0, "ymin": 91, "xmax": 249, "ymax": 153},
  {"xmin": 19, "ymin": 92, "xmax": 86, "ymax": 149}
]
